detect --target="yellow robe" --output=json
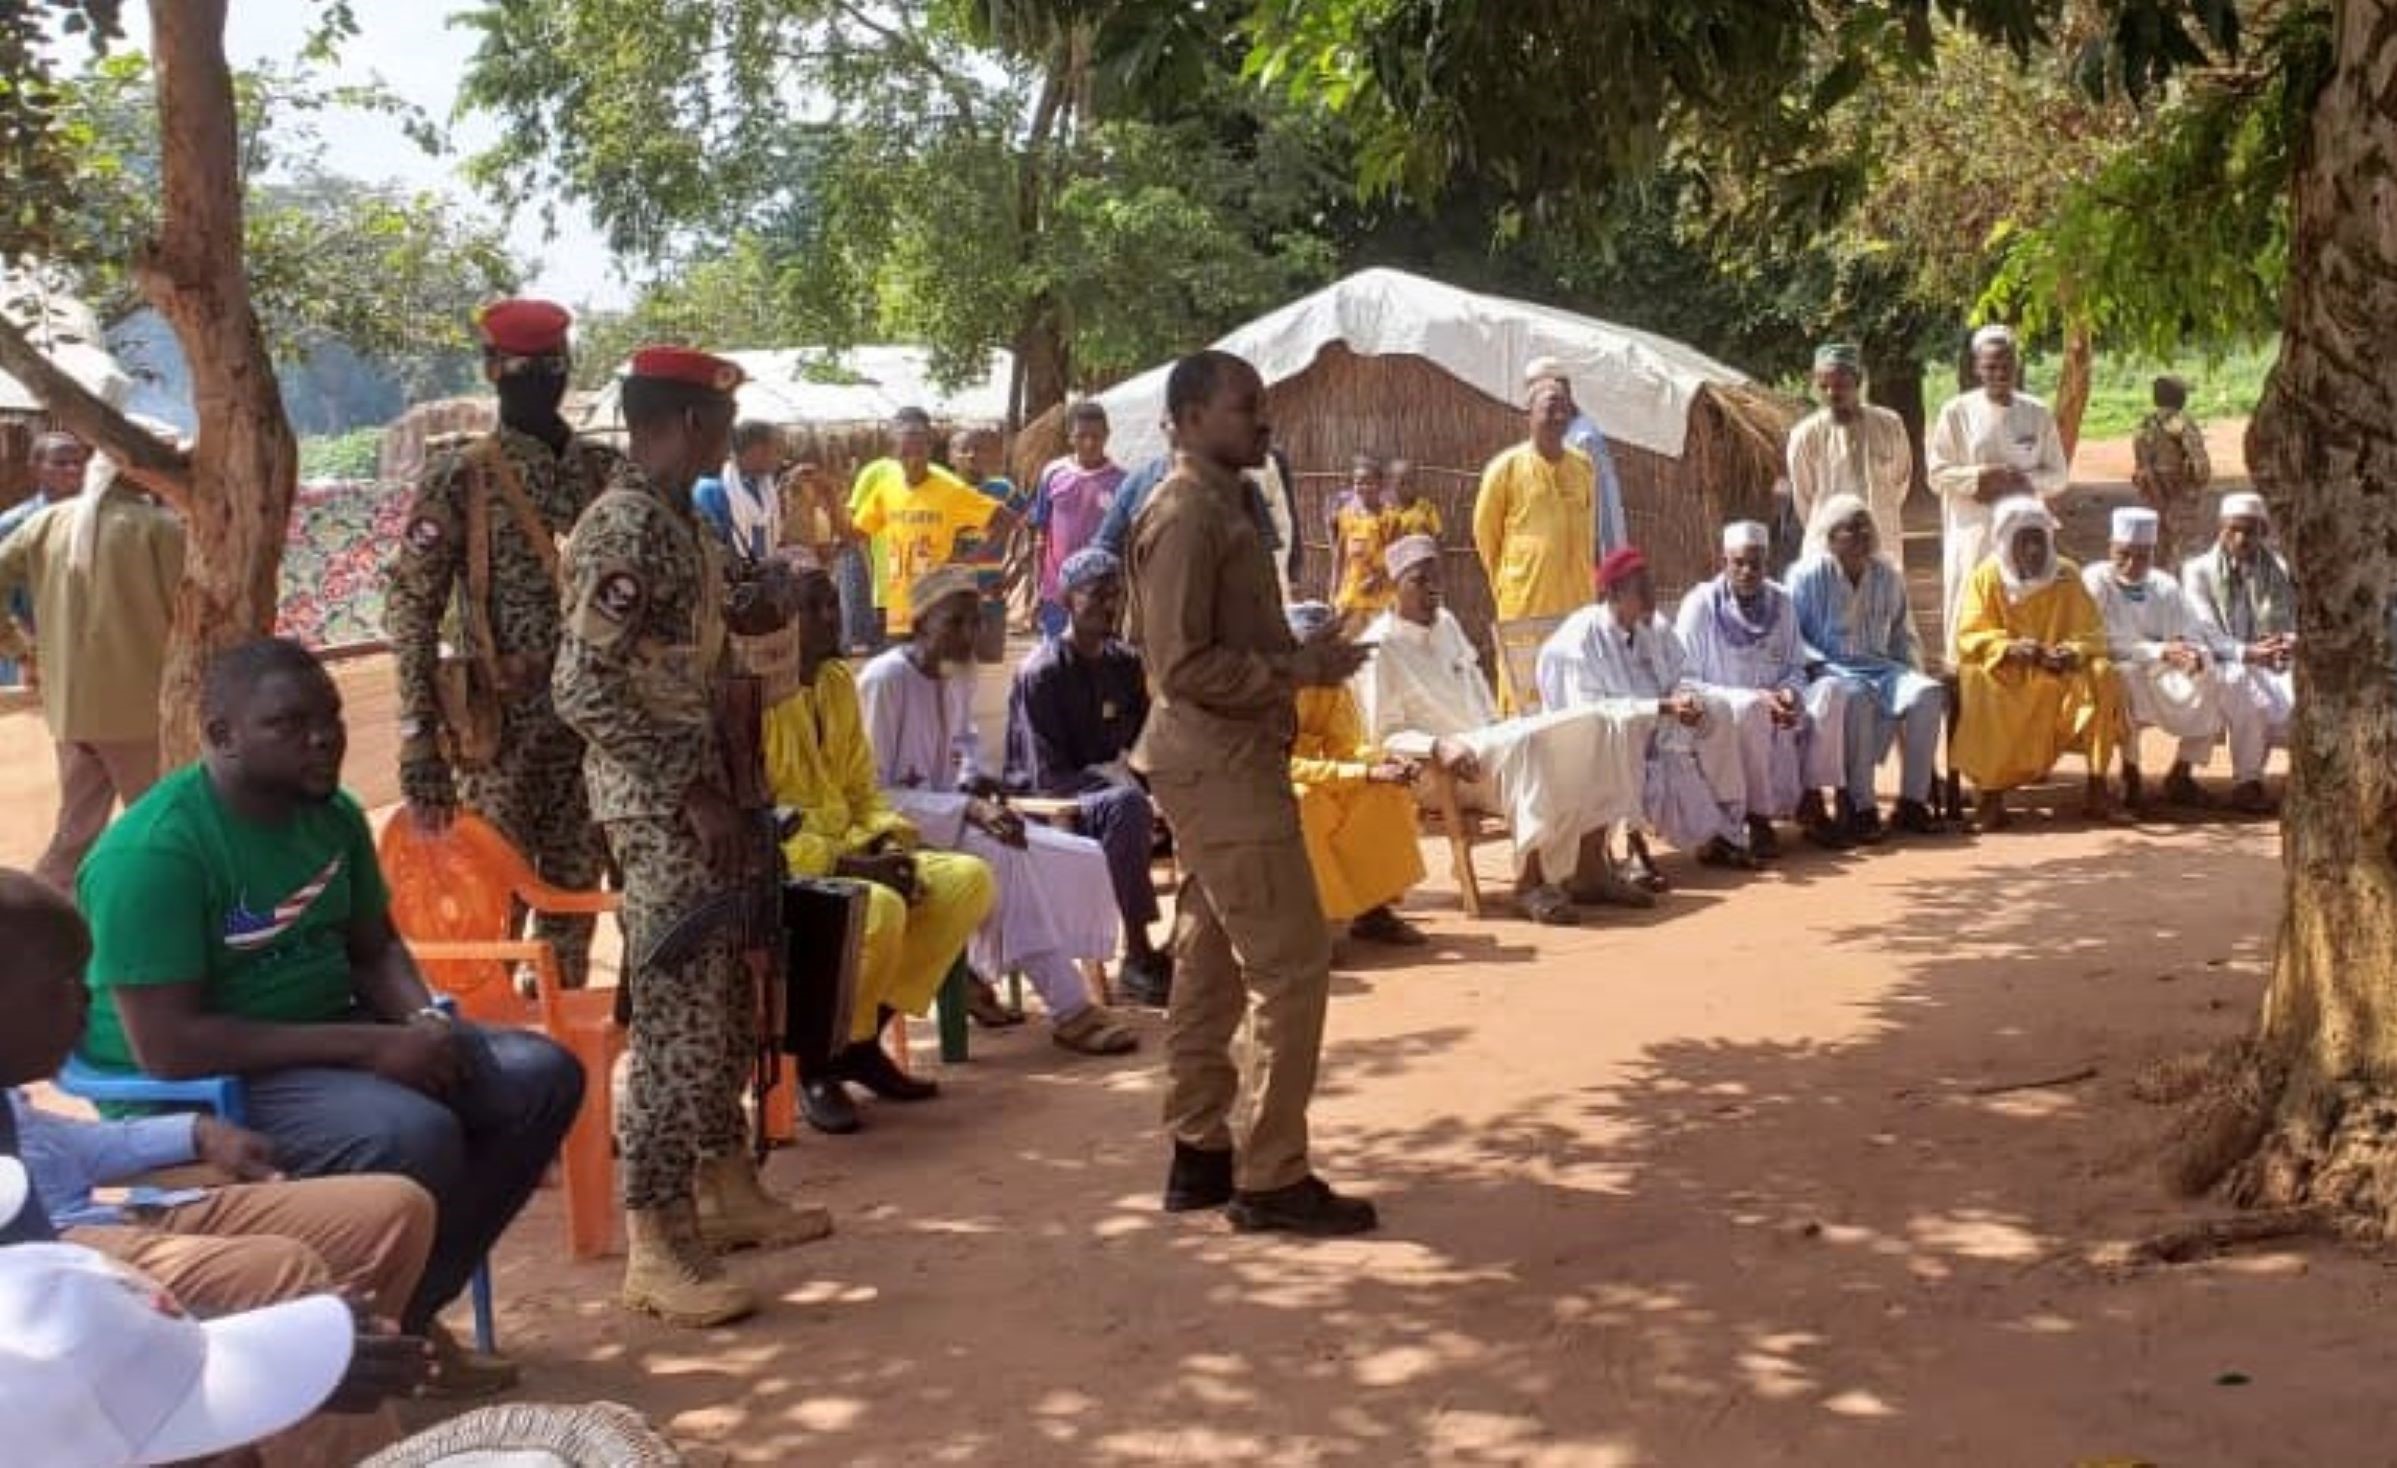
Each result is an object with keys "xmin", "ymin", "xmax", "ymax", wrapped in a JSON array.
[
  {"xmin": 765, "ymin": 659, "xmax": 995, "ymax": 1041},
  {"xmin": 1333, "ymin": 503, "xmax": 1397, "ymax": 615},
  {"xmin": 1474, "ymin": 442, "xmax": 1596, "ymax": 621},
  {"xmin": 1391, "ymin": 500, "xmax": 1443, "ymax": 541},
  {"xmin": 1952, "ymin": 557, "xmax": 2123, "ymax": 791},
  {"xmin": 1291, "ymin": 685, "xmax": 1428, "ymax": 921}
]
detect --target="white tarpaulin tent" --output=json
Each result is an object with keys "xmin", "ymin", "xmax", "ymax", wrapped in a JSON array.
[
  {"xmin": 0, "ymin": 275, "xmax": 131, "ymax": 413},
  {"xmin": 575, "ymin": 344, "xmax": 1013, "ymax": 432},
  {"xmin": 1093, "ymin": 267, "xmax": 1753, "ymax": 468}
]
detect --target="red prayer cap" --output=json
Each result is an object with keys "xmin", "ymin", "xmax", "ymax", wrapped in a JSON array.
[
  {"xmin": 473, "ymin": 298, "xmax": 572, "ymax": 356},
  {"xmin": 627, "ymin": 345, "xmax": 746, "ymax": 395},
  {"xmin": 1596, "ymin": 545, "xmax": 1649, "ymax": 591}
]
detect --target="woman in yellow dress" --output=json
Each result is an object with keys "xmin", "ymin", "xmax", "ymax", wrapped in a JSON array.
[
  {"xmin": 1287, "ymin": 602, "xmax": 1430, "ymax": 944},
  {"xmin": 1951, "ymin": 496, "xmax": 2126, "ymax": 828}
]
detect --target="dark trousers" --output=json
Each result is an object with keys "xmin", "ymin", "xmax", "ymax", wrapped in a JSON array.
[
  {"xmin": 241, "ymin": 1022, "xmax": 584, "ymax": 1331},
  {"xmin": 1078, "ymin": 783, "xmax": 1161, "ymax": 933}
]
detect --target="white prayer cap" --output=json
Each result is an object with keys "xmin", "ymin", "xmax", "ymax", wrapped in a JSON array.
[
  {"xmin": 1523, "ymin": 355, "xmax": 1570, "ymax": 387},
  {"xmin": 1970, "ymin": 323, "xmax": 2017, "ymax": 353},
  {"xmin": 1721, "ymin": 520, "xmax": 1770, "ymax": 553},
  {"xmin": 2110, "ymin": 506, "xmax": 2160, "ymax": 546},
  {"xmin": 2219, "ymin": 491, "xmax": 2269, "ymax": 524},
  {"xmin": 1384, "ymin": 534, "xmax": 1440, "ymax": 581}
]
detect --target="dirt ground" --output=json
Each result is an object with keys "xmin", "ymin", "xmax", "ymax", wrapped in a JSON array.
[{"xmin": 16, "ymin": 432, "xmax": 2390, "ymax": 1466}]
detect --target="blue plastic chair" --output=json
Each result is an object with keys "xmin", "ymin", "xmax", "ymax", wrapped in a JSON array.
[{"xmin": 55, "ymin": 1047, "xmax": 499, "ymax": 1355}]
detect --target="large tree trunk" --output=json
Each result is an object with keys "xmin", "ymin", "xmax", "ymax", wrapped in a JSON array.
[
  {"xmin": 142, "ymin": 0, "xmax": 295, "ymax": 765},
  {"xmin": 2051, "ymin": 322, "xmax": 2094, "ymax": 463},
  {"xmin": 2173, "ymin": 0, "xmax": 2397, "ymax": 1229},
  {"xmin": 1864, "ymin": 346, "xmax": 1927, "ymax": 503}
]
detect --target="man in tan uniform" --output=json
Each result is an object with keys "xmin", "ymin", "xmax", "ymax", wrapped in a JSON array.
[{"xmin": 1126, "ymin": 349, "xmax": 1378, "ymax": 1237}]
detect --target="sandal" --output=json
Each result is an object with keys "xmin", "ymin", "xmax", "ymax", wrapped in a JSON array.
[
  {"xmin": 1516, "ymin": 883, "xmax": 1582, "ymax": 926},
  {"xmin": 966, "ymin": 976, "xmax": 1025, "ymax": 1029},
  {"xmin": 1053, "ymin": 1006, "xmax": 1139, "ymax": 1056}
]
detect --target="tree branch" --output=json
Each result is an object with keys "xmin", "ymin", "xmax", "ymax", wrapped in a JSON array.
[{"xmin": 0, "ymin": 313, "xmax": 193, "ymax": 506}]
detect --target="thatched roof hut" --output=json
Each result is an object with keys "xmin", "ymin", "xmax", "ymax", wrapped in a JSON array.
[
  {"xmin": 571, "ymin": 344, "xmax": 1014, "ymax": 487},
  {"xmin": 1013, "ymin": 269, "xmax": 1803, "ymax": 653}
]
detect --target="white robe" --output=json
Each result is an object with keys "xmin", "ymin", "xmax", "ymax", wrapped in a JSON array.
[
  {"xmin": 855, "ymin": 649, "xmax": 1120, "ymax": 975},
  {"xmin": 1673, "ymin": 578, "xmax": 1849, "ymax": 818},
  {"xmin": 1786, "ymin": 404, "xmax": 1913, "ymax": 565},
  {"xmin": 1926, "ymin": 389, "xmax": 2070, "ymax": 651},
  {"xmin": 1534, "ymin": 604, "xmax": 1748, "ymax": 850},
  {"xmin": 2180, "ymin": 549, "xmax": 2297, "ymax": 754},
  {"xmin": 1355, "ymin": 606, "xmax": 1652, "ymax": 878},
  {"xmin": 2082, "ymin": 564, "xmax": 2267, "ymax": 778}
]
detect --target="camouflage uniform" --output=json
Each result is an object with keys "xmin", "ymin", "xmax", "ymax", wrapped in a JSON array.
[
  {"xmin": 551, "ymin": 460, "xmax": 746, "ymax": 1211},
  {"xmin": 387, "ymin": 426, "xmax": 620, "ymax": 987}
]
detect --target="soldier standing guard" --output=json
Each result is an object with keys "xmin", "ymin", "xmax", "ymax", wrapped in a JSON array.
[
  {"xmin": 553, "ymin": 346, "xmax": 828, "ymax": 1329},
  {"xmin": 386, "ymin": 298, "xmax": 618, "ymax": 988}
]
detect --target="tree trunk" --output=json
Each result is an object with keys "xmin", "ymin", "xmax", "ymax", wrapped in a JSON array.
[
  {"xmin": 1864, "ymin": 347, "xmax": 1927, "ymax": 503},
  {"xmin": 142, "ymin": 0, "xmax": 296, "ymax": 765},
  {"xmin": 2174, "ymin": 0, "xmax": 2397, "ymax": 1230},
  {"xmin": 2051, "ymin": 323, "xmax": 2094, "ymax": 463}
]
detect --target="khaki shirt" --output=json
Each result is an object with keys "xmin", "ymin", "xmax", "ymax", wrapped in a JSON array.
[
  {"xmin": 551, "ymin": 462, "xmax": 728, "ymax": 822},
  {"xmin": 1125, "ymin": 453, "xmax": 1298, "ymax": 792},
  {"xmin": 0, "ymin": 490, "xmax": 184, "ymax": 743}
]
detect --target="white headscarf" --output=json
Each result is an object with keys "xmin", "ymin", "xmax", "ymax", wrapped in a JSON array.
[
  {"xmin": 1990, "ymin": 495, "xmax": 2062, "ymax": 604},
  {"xmin": 1802, "ymin": 491, "xmax": 1876, "ymax": 561}
]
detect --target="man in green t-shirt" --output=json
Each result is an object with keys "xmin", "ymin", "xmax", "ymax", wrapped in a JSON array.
[{"xmin": 77, "ymin": 637, "xmax": 585, "ymax": 1389}]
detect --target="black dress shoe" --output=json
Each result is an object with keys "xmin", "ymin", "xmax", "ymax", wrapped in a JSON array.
[
  {"xmin": 1162, "ymin": 1142, "xmax": 1234, "ymax": 1213},
  {"xmin": 1744, "ymin": 816, "xmax": 1783, "ymax": 861},
  {"xmin": 1225, "ymin": 1175, "xmax": 1379, "ymax": 1237},
  {"xmin": 837, "ymin": 1040, "xmax": 940, "ymax": 1102},
  {"xmin": 801, "ymin": 1076, "xmax": 861, "ymax": 1135},
  {"xmin": 1117, "ymin": 952, "xmax": 1173, "ymax": 1009}
]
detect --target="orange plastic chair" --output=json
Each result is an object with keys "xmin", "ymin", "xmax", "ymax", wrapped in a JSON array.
[{"xmin": 377, "ymin": 811, "xmax": 626, "ymax": 1260}]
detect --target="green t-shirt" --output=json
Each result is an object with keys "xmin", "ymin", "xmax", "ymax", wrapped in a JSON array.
[{"xmin": 76, "ymin": 763, "xmax": 389, "ymax": 1073}]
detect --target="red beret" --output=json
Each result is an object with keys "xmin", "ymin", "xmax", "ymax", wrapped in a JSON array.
[
  {"xmin": 627, "ymin": 345, "xmax": 746, "ymax": 395},
  {"xmin": 473, "ymin": 298, "xmax": 572, "ymax": 356},
  {"xmin": 1596, "ymin": 545, "xmax": 1649, "ymax": 591}
]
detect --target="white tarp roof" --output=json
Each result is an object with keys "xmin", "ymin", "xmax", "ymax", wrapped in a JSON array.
[
  {"xmin": 1096, "ymin": 268, "xmax": 1753, "ymax": 467},
  {"xmin": 0, "ymin": 275, "xmax": 131, "ymax": 414},
  {"xmin": 575, "ymin": 344, "xmax": 1013, "ymax": 433}
]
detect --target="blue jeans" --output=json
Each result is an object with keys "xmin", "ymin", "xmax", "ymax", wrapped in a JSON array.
[{"xmin": 242, "ymin": 1023, "xmax": 584, "ymax": 1332}]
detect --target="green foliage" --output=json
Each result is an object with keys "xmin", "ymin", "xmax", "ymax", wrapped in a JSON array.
[
  {"xmin": 1983, "ymin": 2, "xmax": 2329, "ymax": 357},
  {"xmin": 1923, "ymin": 338, "xmax": 2276, "ymax": 441},
  {"xmin": 458, "ymin": 0, "xmax": 1347, "ymax": 402},
  {"xmin": 3, "ymin": 37, "xmax": 518, "ymax": 399},
  {"xmin": 297, "ymin": 426, "xmax": 382, "ymax": 480}
]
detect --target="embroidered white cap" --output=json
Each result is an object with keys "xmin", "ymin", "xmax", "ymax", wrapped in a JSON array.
[
  {"xmin": 2219, "ymin": 491, "xmax": 2269, "ymax": 524},
  {"xmin": 2110, "ymin": 507, "xmax": 2160, "ymax": 546},
  {"xmin": 1721, "ymin": 520, "xmax": 1770, "ymax": 553}
]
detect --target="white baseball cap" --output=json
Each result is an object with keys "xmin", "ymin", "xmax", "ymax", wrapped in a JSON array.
[{"xmin": 0, "ymin": 1228, "xmax": 355, "ymax": 1467}]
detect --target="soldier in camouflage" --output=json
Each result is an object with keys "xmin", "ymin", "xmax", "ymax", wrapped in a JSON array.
[
  {"xmin": 552, "ymin": 344, "xmax": 826, "ymax": 1330},
  {"xmin": 385, "ymin": 298, "xmax": 617, "ymax": 989}
]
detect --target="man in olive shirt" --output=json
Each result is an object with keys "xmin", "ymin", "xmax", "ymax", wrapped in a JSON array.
[
  {"xmin": 0, "ymin": 433, "xmax": 184, "ymax": 891},
  {"xmin": 1126, "ymin": 350, "xmax": 1378, "ymax": 1236}
]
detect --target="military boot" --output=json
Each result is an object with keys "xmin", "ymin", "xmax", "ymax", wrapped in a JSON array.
[
  {"xmin": 622, "ymin": 1200, "xmax": 756, "ymax": 1328},
  {"xmin": 693, "ymin": 1152, "xmax": 835, "ymax": 1253}
]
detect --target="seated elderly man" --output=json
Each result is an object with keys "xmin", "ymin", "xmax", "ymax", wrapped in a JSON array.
[
  {"xmin": 72, "ymin": 637, "xmax": 583, "ymax": 1392},
  {"xmin": 2082, "ymin": 506, "xmax": 2269, "ymax": 814},
  {"xmin": 858, "ymin": 567, "xmax": 1139, "ymax": 1056},
  {"xmin": 1284, "ymin": 602, "xmax": 1429, "ymax": 946},
  {"xmin": 763, "ymin": 562, "xmax": 996, "ymax": 1135},
  {"xmin": 1003, "ymin": 546, "xmax": 1174, "ymax": 1006},
  {"xmin": 2182, "ymin": 490, "xmax": 2294, "ymax": 810},
  {"xmin": 1952, "ymin": 497, "xmax": 2125, "ymax": 827},
  {"xmin": 1356, "ymin": 535, "xmax": 1653, "ymax": 925},
  {"xmin": 1787, "ymin": 494, "xmax": 1950, "ymax": 840},
  {"xmin": 1673, "ymin": 520, "xmax": 1853, "ymax": 855},
  {"xmin": 1538, "ymin": 547, "xmax": 1759, "ymax": 871}
]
